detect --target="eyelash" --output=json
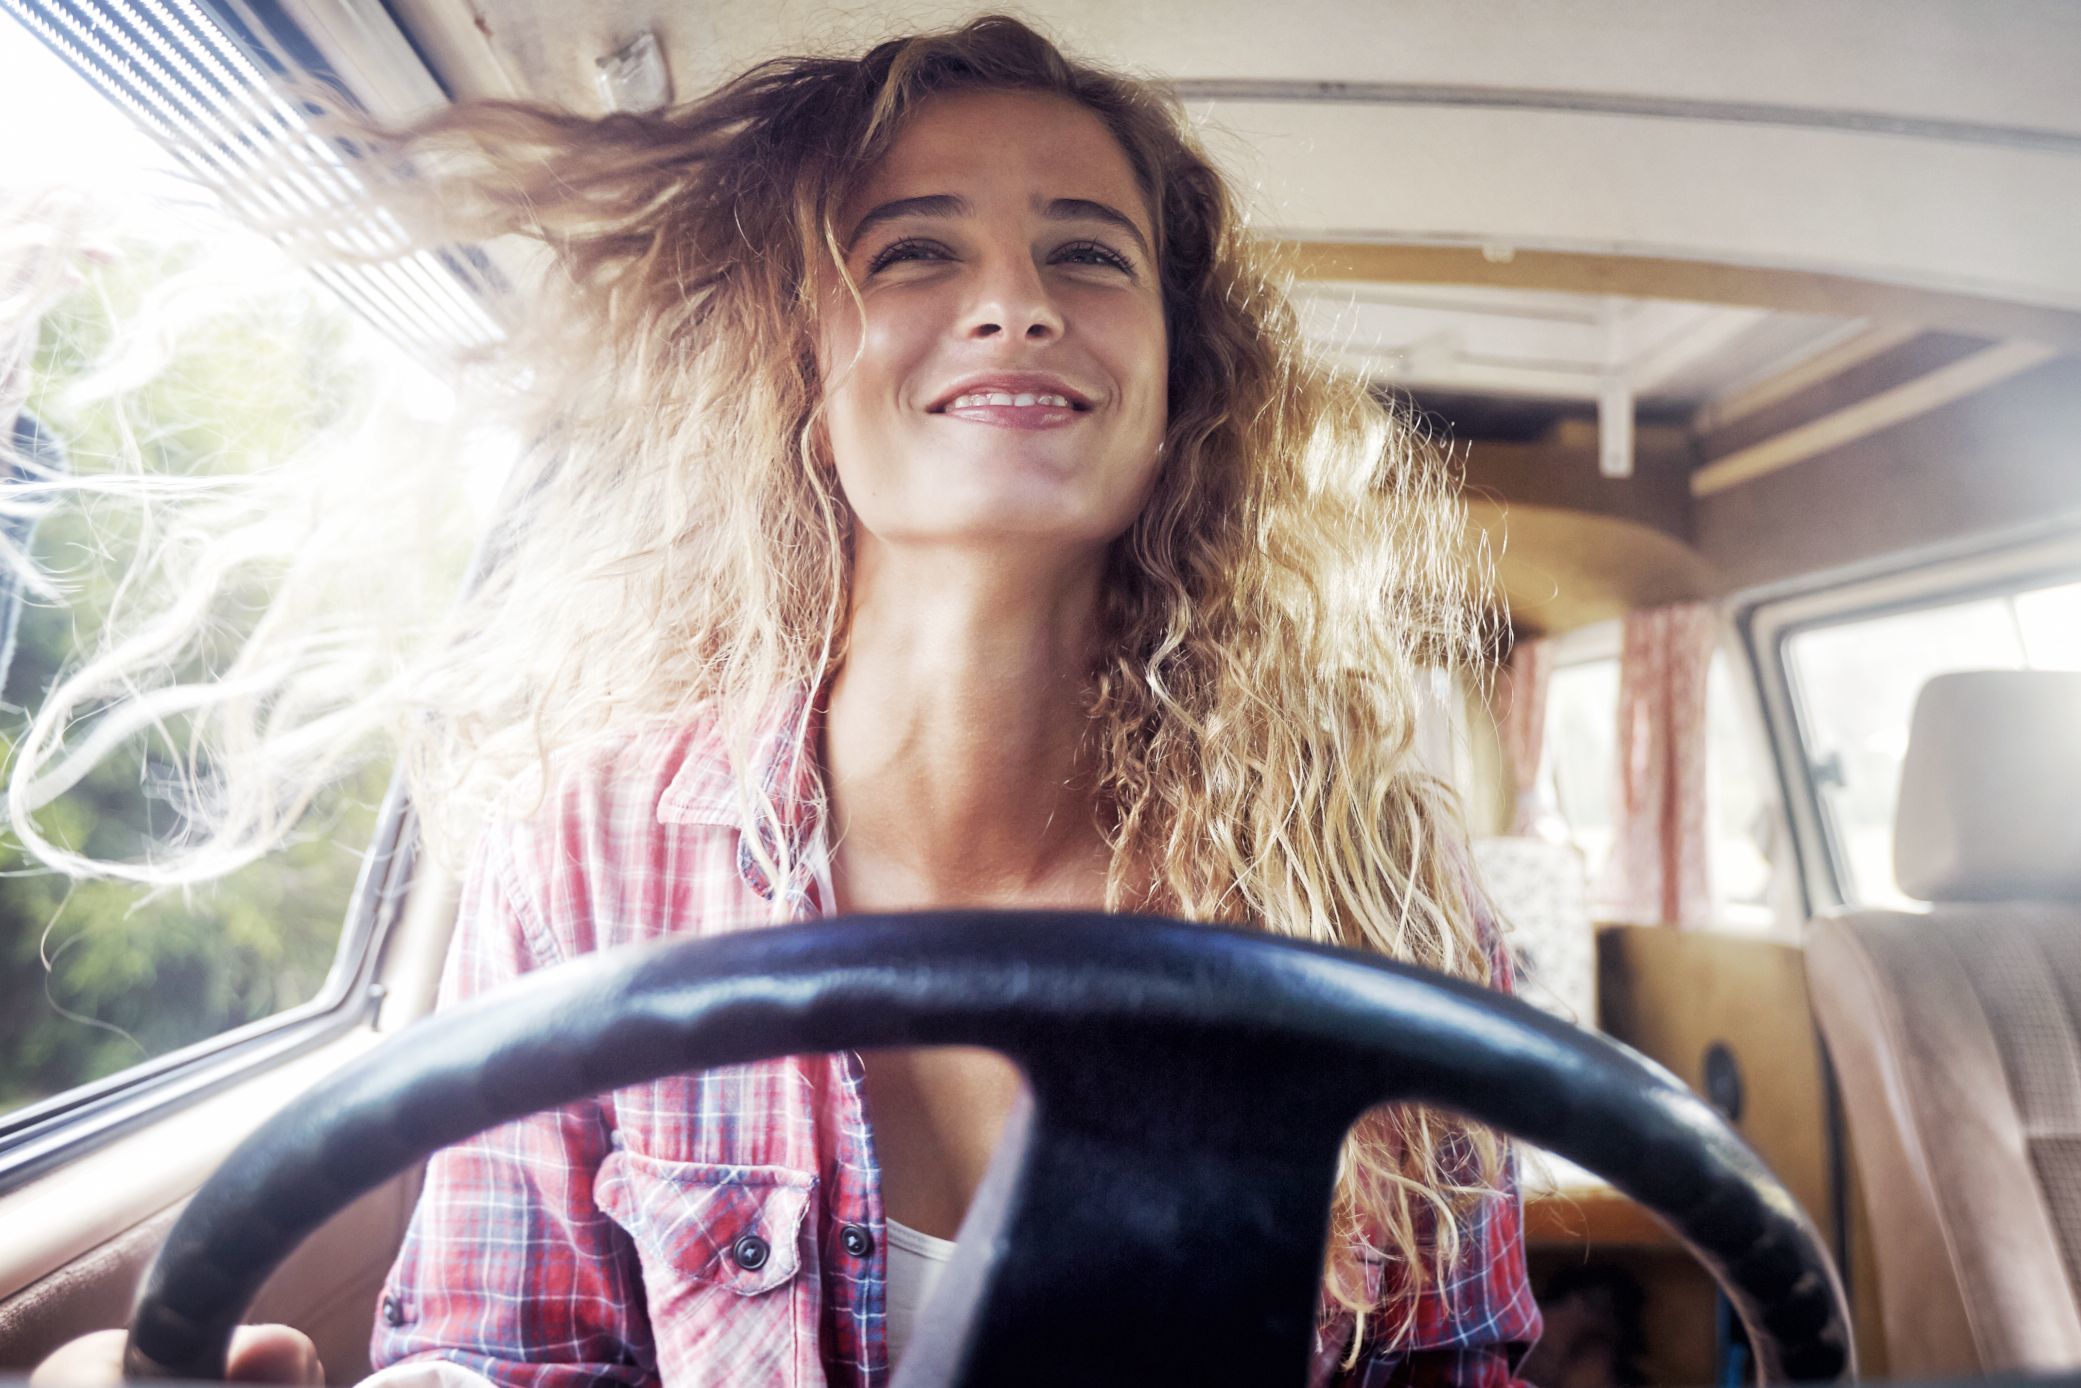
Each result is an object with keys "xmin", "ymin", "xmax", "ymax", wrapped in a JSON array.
[
  {"xmin": 1057, "ymin": 239, "xmax": 1135, "ymax": 274},
  {"xmin": 864, "ymin": 237, "xmax": 1136, "ymax": 276}
]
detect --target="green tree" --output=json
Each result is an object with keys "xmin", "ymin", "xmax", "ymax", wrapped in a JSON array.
[{"xmin": 0, "ymin": 235, "xmax": 387, "ymax": 1115}]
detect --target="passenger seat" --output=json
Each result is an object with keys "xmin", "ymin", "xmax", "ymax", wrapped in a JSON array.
[{"xmin": 1808, "ymin": 669, "xmax": 2081, "ymax": 1375}]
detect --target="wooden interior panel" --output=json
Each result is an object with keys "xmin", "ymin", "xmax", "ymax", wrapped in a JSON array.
[
  {"xmin": 1517, "ymin": 925, "xmax": 1852, "ymax": 1385},
  {"xmin": 1468, "ymin": 499, "xmax": 1722, "ymax": 637},
  {"xmin": 1527, "ymin": 1182, "xmax": 1680, "ymax": 1249},
  {"xmin": 1595, "ymin": 927, "xmax": 1831, "ymax": 1225},
  {"xmin": 1694, "ymin": 354, "xmax": 2081, "ymax": 589},
  {"xmin": 1524, "ymin": 1247, "xmax": 1718, "ymax": 1388},
  {"xmin": 1462, "ymin": 421, "xmax": 1698, "ymax": 539},
  {"xmin": 1697, "ymin": 332, "xmax": 1992, "ymax": 465},
  {"xmin": 1514, "ymin": 926, "xmax": 1877, "ymax": 1383},
  {"xmin": 1592, "ymin": 924, "xmax": 1892, "ymax": 1375}
]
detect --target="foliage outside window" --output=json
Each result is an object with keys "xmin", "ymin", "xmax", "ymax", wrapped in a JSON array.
[
  {"xmin": 0, "ymin": 245, "xmax": 391, "ymax": 1118},
  {"xmin": 0, "ymin": 24, "xmax": 488, "ymax": 1121}
]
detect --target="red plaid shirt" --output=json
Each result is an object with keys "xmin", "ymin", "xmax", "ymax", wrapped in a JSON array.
[{"xmin": 370, "ymin": 715, "xmax": 1540, "ymax": 1387}]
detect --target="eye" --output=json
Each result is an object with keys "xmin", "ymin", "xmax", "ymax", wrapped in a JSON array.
[
  {"xmin": 865, "ymin": 237, "xmax": 952, "ymax": 274},
  {"xmin": 1054, "ymin": 240, "xmax": 1136, "ymax": 275}
]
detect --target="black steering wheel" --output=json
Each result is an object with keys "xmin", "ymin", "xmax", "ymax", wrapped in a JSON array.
[{"xmin": 124, "ymin": 912, "xmax": 1853, "ymax": 1386}]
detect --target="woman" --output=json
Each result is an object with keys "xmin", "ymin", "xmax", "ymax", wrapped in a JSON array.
[{"xmin": 32, "ymin": 15, "xmax": 1535, "ymax": 1387}]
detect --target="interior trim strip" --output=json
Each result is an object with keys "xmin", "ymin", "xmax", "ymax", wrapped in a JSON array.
[{"xmin": 1170, "ymin": 79, "xmax": 2081, "ymax": 157}]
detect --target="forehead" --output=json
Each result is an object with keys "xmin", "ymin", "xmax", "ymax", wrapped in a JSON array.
[{"xmin": 846, "ymin": 89, "xmax": 1151, "ymax": 229}]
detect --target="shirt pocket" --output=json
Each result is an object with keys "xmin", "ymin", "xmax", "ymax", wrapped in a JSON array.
[{"xmin": 596, "ymin": 1151, "xmax": 818, "ymax": 1382}]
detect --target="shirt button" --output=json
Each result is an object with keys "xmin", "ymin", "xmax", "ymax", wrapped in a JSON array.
[
  {"xmin": 840, "ymin": 1223, "xmax": 874, "ymax": 1259},
  {"xmin": 381, "ymin": 1295, "xmax": 406, "ymax": 1327},
  {"xmin": 731, "ymin": 1233, "xmax": 771, "ymax": 1271}
]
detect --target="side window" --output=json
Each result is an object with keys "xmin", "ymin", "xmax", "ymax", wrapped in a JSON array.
[
  {"xmin": 1542, "ymin": 653, "xmax": 1620, "ymax": 893},
  {"xmin": 1782, "ymin": 577, "xmax": 2081, "ymax": 909},
  {"xmin": 1703, "ymin": 653, "xmax": 1777, "ymax": 929},
  {"xmin": 1539, "ymin": 628, "xmax": 1784, "ymax": 929},
  {"xmin": 0, "ymin": 18, "xmax": 490, "ymax": 1135}
]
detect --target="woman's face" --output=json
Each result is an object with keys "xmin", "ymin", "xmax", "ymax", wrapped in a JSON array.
[{"xmin": 820, "ymin": 89, "xmax": 1169, "ymax": 558}]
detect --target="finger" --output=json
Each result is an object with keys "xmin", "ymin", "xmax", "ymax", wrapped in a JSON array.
[
  {"xmin": 227, "ymin": 1325, "xmax": 325, "ymax": 1385},
  {"xmin": 29, "ymin": 1329, "xmax": 127, "ymax": 1388}
]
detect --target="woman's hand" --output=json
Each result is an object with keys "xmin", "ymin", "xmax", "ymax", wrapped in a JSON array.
[{"xmin": 30, "ymin": 1325, "xmax": 324, "ymax": 1387}]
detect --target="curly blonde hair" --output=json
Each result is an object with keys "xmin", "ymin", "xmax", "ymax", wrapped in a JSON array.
[{"xmin": 12, "ymin": 13, "xmax": 1504, "ymax": 1355}]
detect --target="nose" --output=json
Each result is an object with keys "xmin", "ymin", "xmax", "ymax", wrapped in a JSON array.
[{"xmin": 959, "ymin": 251, "xmax": 1063, "ymax": 343}]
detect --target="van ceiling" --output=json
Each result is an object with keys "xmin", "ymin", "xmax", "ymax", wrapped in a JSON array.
[
  {"xmin": 369, "ymin": 1, "xmax": 2081, "ymax": 310},
  {"xmin": 328, "ymin": 1, "xmax": 2081, "ymax": 629}
]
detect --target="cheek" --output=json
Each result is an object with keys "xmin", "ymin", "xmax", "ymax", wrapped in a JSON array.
[
  {"xmin": 818, "ymin": 311, "xmax": 920, "ymax": 516},
  {"xmin": 1098, "ymin": 298, "xmax": 1169, "ymax": 413},
  {"xmin": 826, "ymin": 302, "xmax": 934, "ymax": 429},
  {"xmin": 817, "ymin": 319, "xmax": 891, "ymax": 472}
]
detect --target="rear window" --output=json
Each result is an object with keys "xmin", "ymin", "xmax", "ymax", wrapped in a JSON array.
[{"xmin": 1540, "ymin": 636, "xmax": 1779, "ymax": 929}]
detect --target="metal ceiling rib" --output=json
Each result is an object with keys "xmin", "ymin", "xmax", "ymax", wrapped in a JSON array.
[
  {"xmin": 1167, "ymin": 79, "xmax": 2081, "ymax": 157},
  {"xmin": 2, "ymin": 0, "xmax": 506, "ymax": 363}
]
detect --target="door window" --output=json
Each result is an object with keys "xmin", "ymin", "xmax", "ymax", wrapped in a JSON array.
[
  {"xmin": 0, "ymin": 15, "xmax": 494, "ymax": 1139},
  {"xmin": 1782, "ymin": 577, "xmax": 2081, "ymax": 909}
]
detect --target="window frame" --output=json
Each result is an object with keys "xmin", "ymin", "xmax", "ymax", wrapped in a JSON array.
[
  {"xmin": 0, "ymin": 784, "xmax": 417, "ymax": 1192},
  {"xmin": 1737, "ymin": 520, "xmax": 2081, "ymax": 916}
]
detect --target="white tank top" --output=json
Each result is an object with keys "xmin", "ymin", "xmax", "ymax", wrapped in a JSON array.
[{"xmin": 884, "ymin": 1216, "xmax": 959, "ymax": 1366}]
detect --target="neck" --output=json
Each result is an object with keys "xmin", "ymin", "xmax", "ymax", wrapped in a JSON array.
[{"xmin": 822, "ymin": 540, "xmax": 1112, "ymax": 910}]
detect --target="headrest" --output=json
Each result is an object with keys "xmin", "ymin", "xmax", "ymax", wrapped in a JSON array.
[{"xmin": 1894, "ymin": 670, "xmax": 2081, "ymax": 902}]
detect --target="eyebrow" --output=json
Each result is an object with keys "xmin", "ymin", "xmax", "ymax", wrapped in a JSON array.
[{"xmin": 844, "ymin": 193, "xmax": 1154, "ymax": 261}]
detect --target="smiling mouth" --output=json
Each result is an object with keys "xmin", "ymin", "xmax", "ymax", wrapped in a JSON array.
[
  {"xmin": 933, "ymin": 391, "xmax": 1090, "ymax": 412},
  {"xmin": 931, "ymin": 391, "xmax": 1089, "ymax": 431}
]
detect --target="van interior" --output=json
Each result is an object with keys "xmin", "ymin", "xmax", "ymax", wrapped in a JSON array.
[{"xmin": 0, "ymin": 3, "xmax": 2078, "ymax": 1384}]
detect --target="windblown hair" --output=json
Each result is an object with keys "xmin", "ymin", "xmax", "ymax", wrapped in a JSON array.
[{"xmin": 11, "ymin": 15, "xmax": 1502, "ymax": 1353}]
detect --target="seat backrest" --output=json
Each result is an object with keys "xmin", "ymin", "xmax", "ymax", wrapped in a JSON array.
[{"xmin": 1808, "ymin": 669, "xmax": 2081, "ymax": 1376}]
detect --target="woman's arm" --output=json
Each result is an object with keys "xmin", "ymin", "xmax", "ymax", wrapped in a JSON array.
[
  {"xmin": 368, "ymin": 830, "xmax": 654, "ymax": 1388},
  {"xmin": 1321, "ymin": 1158, "xmax": 1541, "ymax": 1388},
  {"xmin": 1320, "ymin": 894, "xmax": 1544, "ymax": 1388}
]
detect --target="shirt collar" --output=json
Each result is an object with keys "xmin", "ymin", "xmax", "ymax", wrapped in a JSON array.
[
  {"xmin": 656, "ymin": 694, "xmax": 815, "ymax": 824},
  {"xmin": 657, "ymin": 693, "xmax": 826, "ymax": 906}
]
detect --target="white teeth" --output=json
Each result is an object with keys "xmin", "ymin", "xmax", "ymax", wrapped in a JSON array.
[{"xmin": 946, "ymin": 391, "xmax": 1075, "ymax": 410}]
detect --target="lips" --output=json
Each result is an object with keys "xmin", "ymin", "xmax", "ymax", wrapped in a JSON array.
[{"xmin": 926, "ymin": 374, "xmax": 1093, "ymax": 413}]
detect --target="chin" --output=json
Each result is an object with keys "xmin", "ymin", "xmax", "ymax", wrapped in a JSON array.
[
  {"xmin": 871, "ymin": 501, "xmax": 1131, "ymax": 552},
  {"xmin": 905, "ymin": 483, "xmax": 1132, "ymax": 541}
]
